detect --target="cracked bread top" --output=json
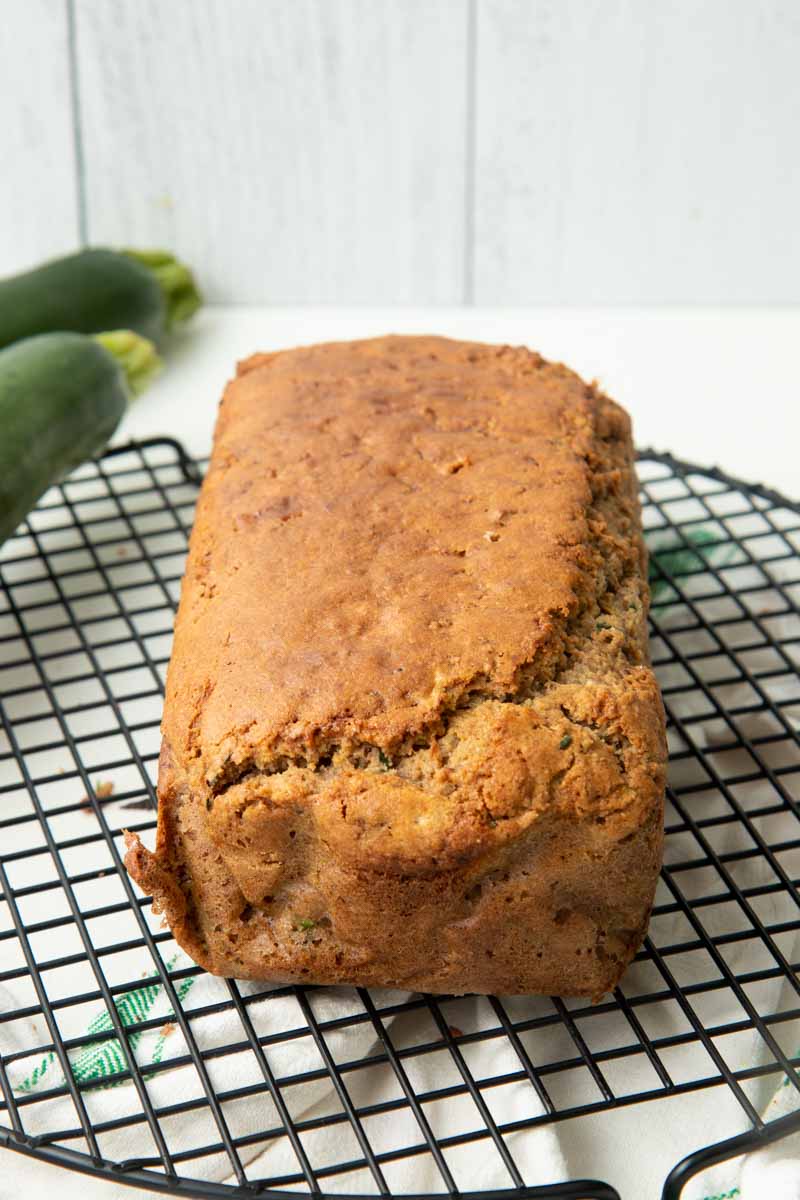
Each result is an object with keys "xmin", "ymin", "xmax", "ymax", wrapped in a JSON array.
[{"xmin": 165, "ymin": 335, "xmax": 658, "ymax": 819}]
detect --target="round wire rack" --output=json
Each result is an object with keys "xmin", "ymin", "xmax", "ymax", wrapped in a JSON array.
[{"xmin": 1, "ymin": 439, "xmax": 799, "ymax": 1200}]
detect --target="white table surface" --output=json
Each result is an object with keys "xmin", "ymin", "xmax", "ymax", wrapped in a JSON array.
[{"xmin": 3, "ymin": 306, "xmax": 799, "ymax": 1200}]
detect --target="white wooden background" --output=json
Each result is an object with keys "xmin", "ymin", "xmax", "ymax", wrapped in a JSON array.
[{"xmin": 2, "ymin": 0, "xmax": 799, "ymax": 305}]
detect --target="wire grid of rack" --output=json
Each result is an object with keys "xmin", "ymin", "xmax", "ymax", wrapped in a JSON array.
[{"xmin": 0, "ymin": 438, "xmax": 799, "ymax": 1200}]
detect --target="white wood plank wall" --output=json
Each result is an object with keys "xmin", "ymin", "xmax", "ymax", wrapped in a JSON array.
[
  {"xmin": 2, "ymin": 0, "xmax": 799, "ymax": 304},
  {"xmin": 0, "ymin": 1, "xmax": 80, "ymax": 271}
]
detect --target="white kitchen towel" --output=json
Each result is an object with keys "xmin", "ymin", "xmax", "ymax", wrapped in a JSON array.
[
  {"xmin": 683, "ymin": 1073, "xmax": 800, "ymax": 1200},
  {"xmin": 682, "ymin": 957, "xmax": 800, "ymax": 1200},
  {"xmin": 3, "ymin": 914, "xmax": 798, "ymax": 1197},
  {"xmin": 0, "ymin": 948, "xmax": 568, "ymax": 1191},
  {"xmin": 660, "ymin": 593, "xmax": 800, "ymax": 1199}
]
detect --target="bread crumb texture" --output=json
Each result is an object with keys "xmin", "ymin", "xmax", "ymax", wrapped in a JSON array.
[{"xmin": 125, "ymin": 335, "xmax": 666, "ymax": 997}]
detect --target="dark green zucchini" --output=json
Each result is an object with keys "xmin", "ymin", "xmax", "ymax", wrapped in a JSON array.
[
  {"xmin": 0, "ymin": 330, "xmax": 161, "ymax": 546},
  {"xmin": 0, "ymin": 248, "xmax": 201, "ymax": 350}
]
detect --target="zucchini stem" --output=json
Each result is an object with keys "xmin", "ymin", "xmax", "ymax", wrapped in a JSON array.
[
  {"xmin": 122, "ymin": 249, "xmax": 202, "ymax": 328},
  {"xmin": 93, "ymin": 330, "xmax": 162, "ymax": 399}
]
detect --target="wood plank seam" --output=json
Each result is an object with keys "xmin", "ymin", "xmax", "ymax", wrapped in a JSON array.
[{"xmin": 66, "ymin": 0, "xmax": 88, "ymax": 246}]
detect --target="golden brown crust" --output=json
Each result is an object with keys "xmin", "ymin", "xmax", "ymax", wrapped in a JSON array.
[{"xmin": 125, "ymin": 335, "xmax": 666, "ymax": 997}]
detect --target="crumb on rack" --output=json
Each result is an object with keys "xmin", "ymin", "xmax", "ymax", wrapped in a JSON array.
[{"xmin": 79, "ymin": 779, "xmax": 115, "ymax": 815}]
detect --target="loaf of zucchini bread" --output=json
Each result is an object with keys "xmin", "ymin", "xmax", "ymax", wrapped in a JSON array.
[{"xmin": 125, "ymin": 335, "xmax": 666, "ymax": 997}]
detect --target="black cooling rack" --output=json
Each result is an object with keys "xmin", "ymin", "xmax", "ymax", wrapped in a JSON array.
[{"xmin": 1, "ymin": 438, "xmax": 799, "ymax": 1200}]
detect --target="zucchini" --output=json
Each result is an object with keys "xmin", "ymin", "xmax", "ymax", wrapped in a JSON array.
[
  {"xmin": 0, "ymin": 248, "xmax": 201, "ymax": 350},
  {"xmin": 0, "ymin": 330, "xmax": 161, "ymax": 546}
]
